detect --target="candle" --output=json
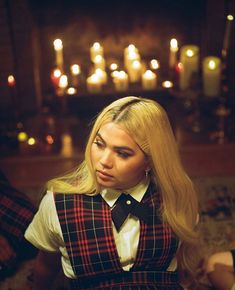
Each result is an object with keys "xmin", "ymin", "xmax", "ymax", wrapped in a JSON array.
[
  {"xmin": 61, "ymin": 133, "xmax": 73, "ymax": 157},
  {"xmin": 162, "ymin": 80, "xmax": 174, "ymax": 89},
  {"xmin": 179, "ymin": 45, "xmax": 199, "ymax": 90},
  {"xmin": 86, "ymin": 74, "xmax": 102, "ymax": 93},
  {"xmin": 113, "ymin": 71, "xmax": 129, "ymax": 92},
  {"xmin": 53, "ymin": 39, "xmax": 63, "ymax": 69},
  {"xmin": 94, "ymin": 68, "xmax": 107, "ymax": 85},
  {"xmin": 142, "ymin": 70, "xmax": 157, "ymax": 90},
  {"xmin": 51, "ymin": 68, "xmax": 62, "ymax": 87},
  {"xmin": 124, "ymin": 44, "xmax": 140, "ymax": 71},
  {"xmin": 57, "ymin": 74, "xmax": 68, "ymax": 96},
  {"xmin": 93, "ymin": 55, "xmax": 106, "ymax": 70},
  {"xmin": 150, "ymin": 59, "xmax": 160, "ymax": 70},
  {"xmin": 8, "ymin": 75, "xmax": 16, "ymax": 87},
  {"xmin": 222, "ymin": 14, "xmax": 234, "ymax": 58},
  {"xmin": 202, "ymin": 56, "xmax": 221, "ymax": 97},
  {"xmin": 90, "ymin": 42, "xmax": 103, "ymax": 62},
  {"xmin": 70, "ymin": 64, "xmax": 80, "ymax": 87},
  {"xmin": 169, "ymin": 38, "xmax": 178, "ymax": 69},
  {"xmin": 128, "ymin": 60, "xmax": 142, "ymax": 82}
]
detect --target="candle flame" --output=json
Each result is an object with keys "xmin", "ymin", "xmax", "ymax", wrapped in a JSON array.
[
  {"xmin": 59, "ymin": 75, "xmax": 68, "ymax": 88},
  {"xmin": 170, "ymin": 38, "xmax": 178, "ymax": 50},
  {"xmin": 67, "ymin": 87, "xmax": 77, "ymax": 95},
  {"xmin": 53, "ymin": 39, "xmax": 63, "ymax": 50},
  {"xmin": 70, "ymin": 64, "xmax": 80, "ymax": 75},
  {"xmin": 208, "ymin": 60, "xmax": 216, "ymax": 70},
  {"xmin": 150, "ymin": 59, "xmax": 160, "ymax": 70},
  {"xmin": 186, "ymin": 49, "xmax": 194, "ymax": 57},
  {"xmin": 162, "ymin": 80, "xmax": 173, "ymax": 88},
  {"xmin": 53, "ymin": 69, "xmax": 62, "ymax": 78},
  {"xmin": 227, "ymin": 14, "xmax": 234, "ymax": 21},
  {"xmin": 93, "ymin": 42, "xmax": 101, "ymax": 49},
  {"xmin": 8, "ymin": 75, "xmax": 16, "ymax": 86},
  {"xmin": 28, "ymin": 137, "xmax": 36, "ymax": 146},
  {"xmin": 110, "ymin": 63, "xmax": 118, "ymax": 70}
]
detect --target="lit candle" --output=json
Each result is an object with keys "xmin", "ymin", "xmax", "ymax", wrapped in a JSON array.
[
  {"xmin": 51, "ymin": 68, "xmax": 62, "ymax": 87},
  {"xmin": 124, "ymin": 44, "xmax": 140, "ymax": 71},
  {"xmin": 113, "ymin": 71, "xmax": 129, "ymax": 92},
  {"xmin": 202, "ymin": 56, "xmax": 221, "ymax": 97},
  {"xmin": 169, "ymin": 38, "xmax": 178, "ymax": 69},
  {"xmin": 94, "ymin": 68, "xmax": 107, "ymax": 85},
  {"xmin": 57, "ymin": 74, "xmax": 68, "ymax": 96},
  {"xmin": 162, "ymin": 80, "xmax": 174, "ymax": 89},
  {"xmin": 128, "ymin": 60, "xmax": 142, "ymax": 82},
  {"xmin": 222, "ymin": 14, "xmax": 234, "ymax": 58},
  {"xmin": 150, "ymin": 59, "xmax": 160, "ymax": 70},
  {"xmin": 70, "ymin": 64, "xmax": 80, "ymax": 87},
  {"xmin": 141, "ymin": 70, "xmax": 157, "ymax": 90},
  {"xmin": 86, "ymin": 74, "xmax": 102, "ymax": 93},
  {"xmin": 53, "ymin": 39, "xmax": 63, "ymax": 69},
  {"xmin": 93, "ymin": 55, "xmax": 106, "ymax": 70},
  {"xmin": 90, "ymin": 42, "xmax": 103, "ymax": 62},
  {"xmin": 7, "ymin": 75, "xmax": 16, "ymax": 87},
  {"xmin": 179, "ymin": 45, "xmax": 199, "ymax": 90}
]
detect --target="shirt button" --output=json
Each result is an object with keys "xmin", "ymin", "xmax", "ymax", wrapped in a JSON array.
[{"xmin": 126, "ymin": 200, "xmax": 131, "ymax": 205}]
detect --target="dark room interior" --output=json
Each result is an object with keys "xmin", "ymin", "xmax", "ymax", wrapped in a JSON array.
[{"xmin": 0, "ymin": 0, "xmax": 235, "ymax": 289}]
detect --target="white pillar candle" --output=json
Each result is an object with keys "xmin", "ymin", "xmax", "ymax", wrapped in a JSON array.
[
  {"xmin": 142, "ymin": 70, "xmax": 157, "ymax": 90},
  {"xmin": 202, "ymin": 56, "xmax": 221, "ymax": 97},
  {"xmin": 53, "ymin": 39, "xmax": 64, "ymax": 69},
  {"xmin": 113, "ymin": 71, "xmax": 129, "ymax": 92},
  {"xmin": 90, "ymin": 42, "xmax": 103, "ymax": 62},
  {"xmin": 179, "ymin": 45, "xmax": 199, "ymax": 90},
  {"xmin": 70, "ymin": 64, "xmax": 80, "ymax": 87},
  {"xmin": 86, "ymin": 74, "xmax": 102, "ymax": 93},
  {"xmin": 127, "ymin": 60, "xmax": 142, "ymax": 82},
  {"xmin": 93, "ymin": 55, "xmax": 106, "ymax": 70},
  {"xmin": 94, "ymin": 68, "xmax": 107, "ymax": 85},
  {"xmin": 169, "ymin": 38, "xmax": 178, "ymax": 69}
]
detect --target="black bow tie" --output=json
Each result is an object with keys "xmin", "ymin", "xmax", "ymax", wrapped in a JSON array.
[{"xmin": 111, "ymin": 193, "xmax": 149, "ymax": 231}]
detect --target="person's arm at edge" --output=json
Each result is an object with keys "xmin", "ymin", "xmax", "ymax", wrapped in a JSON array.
[{"xmin": 33, "ymin": 250, "xmax": 61, "ymax": 290}]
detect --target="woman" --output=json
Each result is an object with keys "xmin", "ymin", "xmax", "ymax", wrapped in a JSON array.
[{"xmin": 25, "ymin": 96, "xmax": 200, "ymax": 289}]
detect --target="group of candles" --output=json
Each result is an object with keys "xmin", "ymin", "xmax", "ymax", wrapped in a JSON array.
[
  {"xmin": 51, "ymin": 14, "xmax": 233, "ymax": 97},
  {"xmin": 52, "ymin": 39, "xmax": 174, "ymax": 95}
]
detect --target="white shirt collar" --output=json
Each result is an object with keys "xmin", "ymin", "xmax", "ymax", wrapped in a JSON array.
[{"xmin": 100, "ymin": 178, "xmax": 150, "ymax": 208}]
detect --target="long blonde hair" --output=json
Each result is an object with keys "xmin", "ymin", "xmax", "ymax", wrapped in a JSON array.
[{"xmin": 48, "ymin": 96, "xmax": 201, "ymax": 284}]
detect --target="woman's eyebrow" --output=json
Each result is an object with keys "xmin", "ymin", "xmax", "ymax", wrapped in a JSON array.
[{"xmin": 96, "ymin": 132, "xmax": 134, "ymax": 153}]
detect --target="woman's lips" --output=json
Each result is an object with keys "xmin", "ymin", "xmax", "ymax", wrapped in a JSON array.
[{"xmin": 96, "ymin": 170, "xmax": 113, "ymax": 179}]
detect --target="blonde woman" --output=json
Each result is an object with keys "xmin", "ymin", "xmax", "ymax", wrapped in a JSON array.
[{"xmin": 25, "ymin": 96, "xmax": 200, "ymax": 289}]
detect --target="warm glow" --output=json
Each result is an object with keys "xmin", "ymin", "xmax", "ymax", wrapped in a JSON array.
[
  {"xmin": 28, "ymin": 137, "xmax": 36, "ymax": 146},
  {"xmin": 110, "ymin": 63, "xmax": 118, "ymax": 70},
  {"xmin": 132, "ymin": 60, "xmax": 141, "ymax": 69},
  {"xmin": 53, "ymin": 39, "xmax": 63, "ymax": 51},
  {"xmin": 46, "ymin": 135, "xmax": 54, "ymax": 145},
  {"xmin": 118, "ymin": 71, "xmax": 127, "ymax": 79},
  {"xmin": 53, "ymin": 69, "xmax": 62, "ymax": 78},
  {"xmin": 162, "ymin": 80, "xmax": 173, "ymax": 88},
  {"xmin": 88, "ymin": 74, "xmax": 100, "ymax": 83},
  {"xmin": 143, "ymin": 70, "xmax": 155, "ymax": 79},
  {"xmin": 70, "ymin": 64, "xmax": 80, "ymax": 75},
  {"xmin": 150, "ymin": 59, "xmax": 160, "ymax": 70},
  {"xmin": 170, "ymin": 38, "xmax": 178, "ymax": 50},
  {"xmin": 111, "ymin": 70, "xmax": 120, "ymax": 78},
  {"xmin": 8, "ymin": 75, "xmax": 16, "ymax": 86},
  {"xmin": 59, "ymin": 75, "xmax": 68, "ymax": 88},
  {"xmin": 227, "ymin": 14, "xmax": 234, "ymax": 21},
  {"xmin": 18, "ymin": 132, "xmax": 28, "ymax": 142},
  {"xmin": 208, "ymin": 60, "xmax": 216, "ymax": 70},
  {"xmin": 93, "ymin": 42, "xmax": 101, "ymax": 50},
  {"xmin": 67, "ymin": 87, "xmax": 77, "ymax": 95},
  {"xmin": 128, "ymin": 44, "xmax": 136, "ymax": 51},
  {"xmin": 186, "ymin": 49, "xmax": 194, "ymax": 57}
]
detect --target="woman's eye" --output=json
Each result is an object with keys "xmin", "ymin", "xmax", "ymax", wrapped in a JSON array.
[
  {"xmin": 94, "ymin": 140, "xmax": 103, "ymax": 147},
  {"xmin": 117, "ymin": 151, "xmax": 131, "ymax": 159}
]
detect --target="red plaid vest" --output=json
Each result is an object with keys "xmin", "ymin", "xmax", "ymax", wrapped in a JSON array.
[{"xmin": 54, "ymin": 183, "xmax": 182, "ymax": 289}]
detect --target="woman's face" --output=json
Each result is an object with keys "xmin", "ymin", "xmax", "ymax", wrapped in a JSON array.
[{"xmin": 91, "ymin": 122, "xmax": 149, "ymax": 190}]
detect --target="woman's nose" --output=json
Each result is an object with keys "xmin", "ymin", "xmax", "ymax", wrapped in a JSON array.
[{"xmin": 100, "ymin": 150, "xmax": 113, "ymax": 168}]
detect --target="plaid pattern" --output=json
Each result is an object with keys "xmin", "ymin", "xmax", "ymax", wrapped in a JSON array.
[
  {"xmin": 55, "ymin": 183, "xmax": 181, "ymax": 289},
  {"xmin": 0, "ymin": 188, "xmax": 36, "ymax": 250}
]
